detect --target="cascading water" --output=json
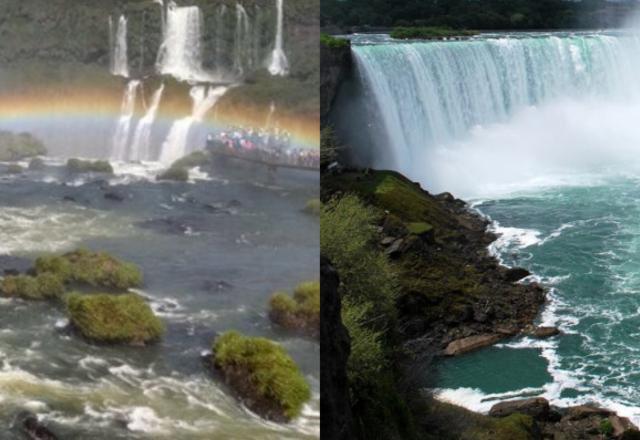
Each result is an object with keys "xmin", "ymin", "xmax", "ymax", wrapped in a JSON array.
[
  {"xmin": 268, "ymin": 0, "xmax": 289, "ymax": 76},
  {"xmin": 111, "ymin": 15, "xmax": 130, "ymax": 78},
  {"xmin": 215, "ymin": 5, "xmax": 228, "ymax": 75},
  {"xmin": 234, "ymin": 3, "xmax": 251, "ymax": 76},
  {"xmin": 159, "ymin": 86, "xmax": 228, "ymax": 164},
  {"xmin": 129, "ymin": 84, "xmax": 165, "ymax": 162},
  {"xmin": 111, "ymin": 80, "xmax": 141, "ymax": 161},
  {"xmin": 347, "ymin": 33, "xmax": 640, "ymax": 196},
  {"xmin": 156, "ymin": 1, "xmax": 208, "ymax": 82}
]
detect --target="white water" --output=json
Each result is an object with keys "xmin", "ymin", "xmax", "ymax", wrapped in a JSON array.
[
  {"xmin": 159, "ymin": 86, "xmax": 228, "ymax": 164},
  {"xmin": 349, "ymin": 32, "xmax": 640, "ymax": 197},
  {"xmin": 111, "ymin": 80, "xmax": 141, "ymax": 161},
  {"xmin": 129, "ymin": 84, "xmax": 165, "ymax": 162},
  {"xmin": 111, "ymin": 15, "xmax": 130, "ymax": 78},
  {"xmin": 156, "ymin": 1, "xmax": 211, "ymax": 82},
  {"xmin": 267, "ymin": 0, "xmax": 289, "ymax": 76},
  {"xmin": 234, "ymin": 3, "xmax": 251, "ymax": 76}
]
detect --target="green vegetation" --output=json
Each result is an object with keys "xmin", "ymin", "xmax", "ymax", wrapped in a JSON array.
[
  {"xmin": 0, "ymin": 131, "xmax": 46, "ymax": 161},
  {"xmin": 6, "ymin": 164, "xmax": 23, "ymax": 174},
  {"xmin": 303, "ymin": 198, "xmax": 321, "ymax": 216},
  {"xmin": 66, "ymin": 158, "xmax": 113, "ymax": 174},
  {"xmin": 600, "ymin": 419, "xmax": 614, "ymax": 437},
  {"xmin": 35, "ymin": 248, "xmax": 143, "ymax": 290},
  {"xmin": 321, "ymin": 0, "xmax": 631, "ymax": 30},
  {"xmin": 321, "ymin": 33, "xmax": 349, "ymax": 49},
  {"xmin": 269, "ymin": 281, "xmax": 320, "ymax": 337},
  {"xmin": 28, "ymin": 157, "xmax": 45, "ymax": 171},
  {"xmin": 66, "ymin": 293, "xmax": 164, "ymax": 344},
  {"xmin": 0, "ymin": 273, "xmax": 65, "ymax": 300},
  {"xmin": 213, "ymin": 331, "xmax": 311, "ymax": 421},
  {"xmin": 390, "ymin": 26, "xmax": 477, "ymax": 40},
  {"xmin": 157, "ymin": 166, "xmax": 189, "ymax": 182},
  {"xmin": 464, "ymin": 413, "xmax": 537, "ymax": 440}
]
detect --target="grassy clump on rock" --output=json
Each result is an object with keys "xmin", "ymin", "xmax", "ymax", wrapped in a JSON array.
[
  {"xmin": 0, "ymin": 131, "xmax": 47, "ymax": 161},
  {"xmin": 320, "ymin": 33, "xmax": 349, "ymax": 49},
  {"xmin": 66, "ymin": 292, "xmax": 164, "ymax": 345},
  {"xmin": 0, "ymin": 273, "xmax": 65, "ymax": 300},
  {"xmin": 269, "ymin": 281, "xmax": 320, "ymax": 337},
  {"xmin": 35, "ymin": 248, "xmax": 142, "ymax": 290},
  {"xmin": 66, "ymin": 158, "xmax": 113, "ymax": 174},
  {"xmin": 169, "ymin": 150, "xmax": 211, "ymax": 170},
  {"xmin": 390, "ymin": 26, "xmax": 478, "ymax": 40},
  {"xmin": 303, "ymin": 198, "xmax": 321, "ymax": 216},
  {"xmin": 157, "ymin": 166, "xmax": 189, "ymax": 182},
  {"xmin": 212, "ymin": 331, "xmax": 311, "ymax": 422}
]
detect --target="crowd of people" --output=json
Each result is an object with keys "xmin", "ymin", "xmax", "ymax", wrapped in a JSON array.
[{"xmin": 207, "ymin": 127, "xmax": 320, "ymax": 169}]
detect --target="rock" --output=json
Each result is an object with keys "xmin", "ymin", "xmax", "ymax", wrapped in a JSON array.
[
  {"xmin": 505, "ymin": 267, "xmax": 531, "ymax": 282},
  {"xmin": 610, "ymin": 415, "xmax": 634, "ymax": 437},
  {"xmin": 381, "ymin": 236, "xmax": 396, "ymax": 246},
  {"xmin": 532, "ymin": 326, "xmax": 560, "ymax": 338},
  {"xmin": 62, "ymin": 195, "xmax": 77, "ymax": 203},
  {"xmin": 104, "ymin": 191, "xmax": 125, "ymax": 202},
  {"xmin": 489, "ymin": 398, "xmax": 550, "ymax": 421},
  {"xmin": 320, "ymin": 256, "xmax": 354, "ymax": 440},
  {"xmin": 203, "ymin": 280, "xmax": 233, "ymax": 293},
  {"xmin": 385, "ymin": 239, "xmax": 404, "ymax": 258},
  {"xmin": 444, "ymin": 334, "xmax": 503, "ymax": 356},
  {"xmin": 17, "ymin": 411, "xmax": 58, "ymax": 440},
  {"xmin": 565, "ymin": 405, "xmax": 613, "ymax": 421}
]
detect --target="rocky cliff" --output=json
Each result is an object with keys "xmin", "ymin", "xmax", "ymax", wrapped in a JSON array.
[{"xmin": 320, "ymin": 39, "xmax": 351, "ymax": 123}]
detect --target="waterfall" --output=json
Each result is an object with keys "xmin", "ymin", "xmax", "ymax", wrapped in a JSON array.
[
  {"xmin": 111, "ymin": 15, "xmax": 130, "ymax": 78},
  {"xmin": 156, "ymin": 1, "xmax": 208, "ymax": 82},
  {"xmin": 347, "ymin": 34, "xmax": 640, "ymax": 194},
  {"xmin": 215, "ymin": 5, "xmax": 228, "ymax": 74},
  {"xmin": 129, "ymin": 84, "xmax": 165, "ymax": 162},
  {"xmin": 234, "ymin": 3, "xmax": 251, "ymax": 76},
  {"xmin": 111, "ymin": 80, "xmax": 141, "ymax": 161},
  {"xmin": 159, "ymin": 86, "xmax": 228, "ymax": 164},
  {"xmin": 268, "ymin": 0, "xmax": 289, "ymax": 76}
]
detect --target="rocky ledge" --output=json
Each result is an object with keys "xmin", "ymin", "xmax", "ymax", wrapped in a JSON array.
[{"xmin": 323, "ymin": 169, "xmax": 548, "ymax": 356}]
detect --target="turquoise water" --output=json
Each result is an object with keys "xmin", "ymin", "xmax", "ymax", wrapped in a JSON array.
[{"xmin": 437, "ymin": 176, "xmax": 640, "ymax": 422}]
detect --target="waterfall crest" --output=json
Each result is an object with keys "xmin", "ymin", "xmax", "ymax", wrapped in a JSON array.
[
  {"xmin": 268, "ymin": 0, "xmax": 289, "ymax": 76},
  {"xmin": 349, "ymin": 34, "xmax": 640, "ymax": 193},
  {"xmin": 111, "ymin": 80, "xmax": 141, "ymax": 161},
  {"xmin": 129, "ymin": 84, "xmax": 165, "ymax": 162},
  {"xmin": 156, "ymin": 1, "xmax": 209, "ymax": 82},
  {"xmin": 159, "ymin": 86, "xmax": 228, "ymax": 164},
  {"xmin": 111, "ymin": 15, "xmax": 130, "ymax": 78}
]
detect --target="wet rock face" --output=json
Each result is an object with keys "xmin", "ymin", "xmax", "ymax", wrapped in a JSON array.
[
  {"xmin": 320, "ymin": 41, "xmax": 351, "ymax": 123},
  {"xmin": 320, "ymin": 256, "xmax": 354, "ymax": 440}
]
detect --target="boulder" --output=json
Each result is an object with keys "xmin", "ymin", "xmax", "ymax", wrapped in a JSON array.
[
  {"xmin": 104, "ymin": 191, "xmax": 125, "ymax": 202},
  {"xmin": 489, "ymin": 398, "xmax": 550, "ymax": 421},
  {"xmin": 565, "ymin": 405, "xmax": 613, "ymax": 421},
  {"xmin": 444, "ymin": 334, "xmax": 503, "ymax": 356},
  {"xmin": 385, "ymin": 239, "xmax": 404, "ymax": 258},
  {"xmin": 610, "ymin": 415, "xmax": 634, "ymax": 437},
  {"xmin": 17, "ymin": 411, "xmax": 58, "ymax": 440},
  {"xmin": 533, "ymin": 326, "xmax": 560, "ymax": 338},
  {"xmin": 505, "ymin": 267, "xmax": 531, "ymax": 282}
]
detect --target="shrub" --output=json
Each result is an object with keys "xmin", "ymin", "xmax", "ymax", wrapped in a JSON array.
[
  {"xmin": 213, "ymin": 331, "xmax": 311, "ymax": 421},
  {"xmin": 320, "ymin": 195, "xmax": 397, "ymax": 318},
  {"xmin": 320, "ymin": 33, "xmax": 349, "ymax": 49},
  {"xmin": 66, "ymin": 292, "xmax": 164, "ymax": 344},
  {"xmin": 269, "ymin": 281, "xmax": 320, "ymax": 337},
  {"xmin": 157, "ymin": 166, "xmax": 189, "ymax": 182},
  {"xmin": 0, "ymin": 273, "xmax": 65, "ymax": 300},
  {"xmin": 66, "ymin": 158, "xmax": 113, "ymax": 174},
  {"xmin": 35, "ymin": 249, "xmax": 142, "ymax": 290},
  {"xmin": 390, "ymin": 26, "xmax": 478, "ymax": 40}
]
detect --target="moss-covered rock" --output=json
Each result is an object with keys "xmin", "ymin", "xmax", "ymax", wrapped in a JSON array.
[
  {"xmin": 0, "ymin": 131, "xmax": 46, "ymax": 161},
  {"xmin": 28, "ymin": 157, "xmax": 45, "ymax": 171},
  {"xmin": 212, "ymin": 331, "xmax": 311, "ymax": 422},
  {"xmin": 6, "ymin": 164, "xmax": 23, "ymax": 174},
  {"xmin": 157, "ymin": 166, "xmax": 189, "ymax": 182},
  {"xmin": 464, "ymin": 413, "xmax": 538, "ymax": 440},
  {"xmin": 66, "ymin": 158, "xmax": 113, "ymax": 174},
  {"xmin": 66, "ymin": 292, "xmax": 164, "ymax": 345},
  {"xmin": 169, "ymin": 150, "xmax": 211, "ymax": 170},
  {"xmin": 303, "ymin": 198, "xmax": 321, "ymax": 216},
  {"xmin": 35, "ymin": 249, "xmax": 142, "ymax": 290},
  {"xmin": 0, "ymin": 273, "xmax": 65, "ymax": 300},
  {"xmin": 269, "ymin": 281, "xmax": 320, "ymax": 337}
]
